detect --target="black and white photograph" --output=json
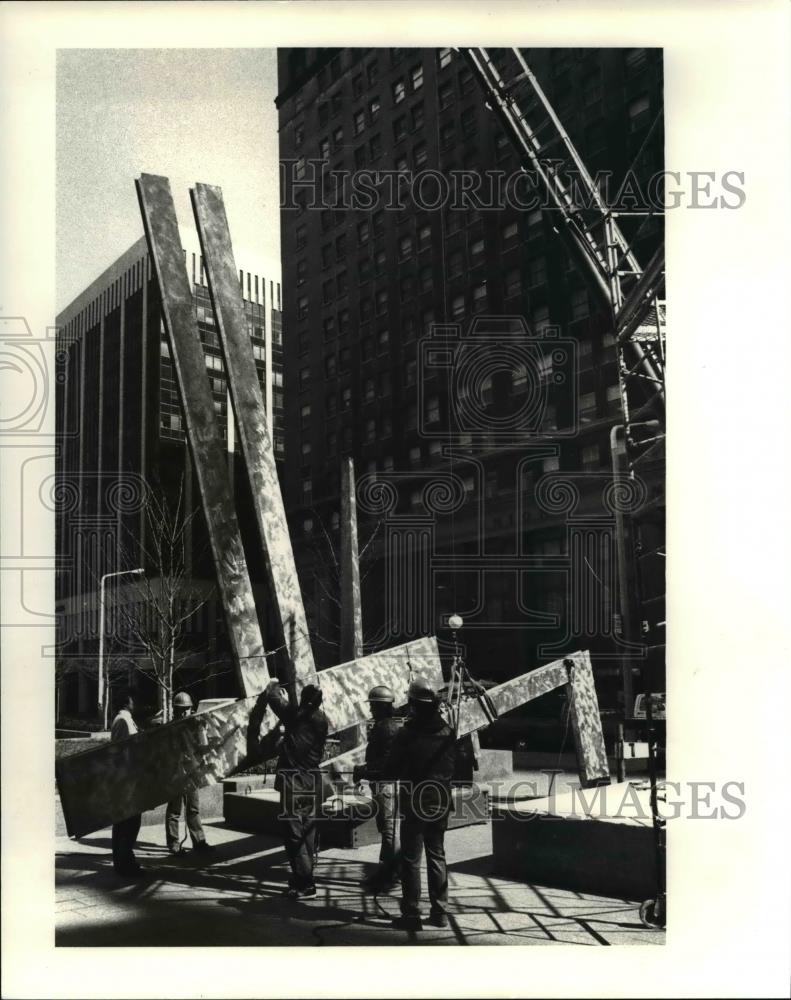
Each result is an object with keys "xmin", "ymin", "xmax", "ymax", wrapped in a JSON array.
[{"xmin": 1, "ymin": 2, "xmax": 790, "ymax": 998}]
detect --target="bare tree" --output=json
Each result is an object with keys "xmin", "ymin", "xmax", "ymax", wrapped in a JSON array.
[{"xmin": 113, "ymin": 482, "xmax": 215, "ymax": 723}]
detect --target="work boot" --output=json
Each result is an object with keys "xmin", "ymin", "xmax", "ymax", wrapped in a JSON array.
[
  {"xmin": 287, "ymin": 884, "xmax": 317, "ymax": 899},
  {"xmin": 427, "ymin": 910, "xmax": 449, "ymax": 928},
  {"xmin": 391, "ymin": 913, "xmax": 422, "ymax": 931},
  {"xmin": 191, "ymin": 841, "xmax": 216, "ymax": 855},
  {"xmin": 168, "ymin": 843, "xmax": 189, "ymax": 855}
]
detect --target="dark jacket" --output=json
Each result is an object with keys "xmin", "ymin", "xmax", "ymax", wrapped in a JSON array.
[
  {"xmin": 268, "ymin": 686, "xmax": 329, "ymax": 787},
  {"xmin": 382, "ymin": 710, "xmax": 457, "ymax": 819},
  {"xmin": 362, "ymin": 717, "xmax": 402, "ymax": 785}
]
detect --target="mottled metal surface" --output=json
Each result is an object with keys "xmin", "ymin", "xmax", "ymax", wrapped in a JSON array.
[
  {"xmin": 340, "ymin": 457, "xmax": 363, "ymax": 663},
  {"xmin": 56, "ymin": 637, "xmax": 442, "ymax": 836},
  {"xmin": 456, "ymin": 658, "xmax": 570, "ymax": 735},
  {"xmin": 319, "ymin": 635, "xmax": 442, "ymax": 733},
  {"xmin": 191, "ymin": 183, "xmax": 315, "ymax": 686},
  {"xmin": 136, "ymin": 174, "xmax": 269, "ymax": 698},
  {"xmin": 564, "ymin": 650, "xmax": 610, "ymax": 787}
]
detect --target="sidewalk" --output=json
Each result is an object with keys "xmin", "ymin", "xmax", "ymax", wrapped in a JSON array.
[{"xmin": 56, "ymin": 819, "xmax": 665, "ymax": 947}]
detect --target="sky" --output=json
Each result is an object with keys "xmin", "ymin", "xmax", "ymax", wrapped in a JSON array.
[{"xmin": 56, "ymin": 48, "xmax": 282, "ymax": 310}]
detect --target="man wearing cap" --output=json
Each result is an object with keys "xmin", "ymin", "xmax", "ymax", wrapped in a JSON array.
[
  {"xmin": 165, "ymin": 691, "xmax": 215, "ymax": 856},
  {"xmin": 382, "ymin": 676, "xmax": 457, "ymax": 931},
  {"xmin": 353, "ymin": 685, "xmax": 401, "ymax": 893},
  {"xmin": 265, "ymin": 678, "xmax": 328, "ymax": 899}
]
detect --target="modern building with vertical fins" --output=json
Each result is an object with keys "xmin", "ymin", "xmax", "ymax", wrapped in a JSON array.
[{"xmin": 54, "ymin": 235, "xmax": 284, "ymax": 719}]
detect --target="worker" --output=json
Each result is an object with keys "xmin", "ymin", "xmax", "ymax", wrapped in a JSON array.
[
  {"xmin": 382, "ymin": 676, "xmax": 457, "ymax": 930},
  {"xmin": 352, "ymin": 684, "xmax": 401, "ymax": 893},
  {"xmin": 110, "ymin": 688, "xmax": 144, "ymax": 878},
  {"xmin": 165, "ymin": 691, "xmax": 215, "ymax": 856},
  {"xmin": 265, "ymin": 678, "xmax": 329, "ymax": 899}
]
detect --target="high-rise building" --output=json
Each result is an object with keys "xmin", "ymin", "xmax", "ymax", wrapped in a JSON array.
[
  {"xmin": 55, "ymin": 234, "xmax": 284, "ymax": 717},
  {"xmin": 276, "ymin": 47, "xmax": 664, "ymax": 706}
]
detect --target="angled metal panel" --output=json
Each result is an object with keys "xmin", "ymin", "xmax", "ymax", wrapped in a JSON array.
[
  {"xmin": 340, "ymin": 456, "xmax": 363, "ymax": 662},
  {"xmin": 56, "ymin": 636, "xmax": 442, "ymax": 837},
  {"xmin": 564, "ymin": 650, "xmax": 610, "ymax": 787},
  {"xmin": 136, "ymin": 173, "xmax": 269, "ymax": 698},
  {"xmin": 190, "ymin": 183, "xmax": 316, "ymax": 687}
]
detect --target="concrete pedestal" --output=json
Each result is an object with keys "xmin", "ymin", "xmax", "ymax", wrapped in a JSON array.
[{"xmin": 491, "ymin": 779, "xmax": 659, "ymax": 900}]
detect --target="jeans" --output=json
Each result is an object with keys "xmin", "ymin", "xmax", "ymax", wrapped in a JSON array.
[
  {"xmin": 279, "ymin": 789, "xmax": 318, "ymax": 889},
  {"xmin": 373, "ymin": 782, "xmax": 398, "ymax": 868},
  {"xmin": 399, "ymin": 810, "xmax": 449, "ymax": 917},
  {"xmin": 166, "ymin": 788, "xmax": 206, "ymax": 848},
  {"xmin": 112, "ymin": 813, "xmax": 142, "ymax": 873}
]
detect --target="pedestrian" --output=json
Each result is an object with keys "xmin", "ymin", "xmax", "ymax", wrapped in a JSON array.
[
  {"xmin": 110, "ymin": 687, "xmax": 144, "ymax": 878},
  {"xmin": 383, "ymin": 676, "xmax": 457, "ymax": 930},
  {"xmin": 165, "ymin": 691, "xmax": 215, "ymax": 856},
  {"xmin": 265, "ymin": 678, "xmax": 328, "ymax": 899},
  {"xmin": 353, "ymin": 684, "xmax": 401, "ymax": 893}
]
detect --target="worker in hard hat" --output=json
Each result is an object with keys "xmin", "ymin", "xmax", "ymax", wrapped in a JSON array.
[
  {"xmin": 165, "ymin": 691, "xmax": 215, "ymax": 856},
  {"xmin": 110, "ymin": 687, "xmax": 145, "ymax": 877},
  {"xmin": 353, "ymin": 685, "xmax": 401, "ymax": 893},
  {"xmin": 381, "ymin": 676, "xmax": 457, "ymax": 931},
  {"xmin": 265, "ymin": 678, "xmax": 329, "ymax": 899}
]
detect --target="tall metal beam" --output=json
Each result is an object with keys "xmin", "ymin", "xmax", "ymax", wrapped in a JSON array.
[
  {"xmin": 56, "ymin": 636, "xmax": 443, "ymax": 838},
  {"xmin": 135, "ymin": 174, "xmax": 268, "ymax": 698},
  {"xmin": 340, "ymin": 457, "xmax": 363, "ymax": 663},
  {"xmin": 190, "ymin": 183, "xmax": 317, "ymax": 689}
]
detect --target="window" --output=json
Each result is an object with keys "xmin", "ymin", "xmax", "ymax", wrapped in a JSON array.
[
  {"xmin": 409, "ymin": 445, "xmax": 421, "ymax": 467},
  {"xmin": 417, "ymin": 223, "xmax": 431, "ymax": 251},
  {"xmin": 580, "ymin": 443, "xmax": 600, "ymax": 469},
  {"xmin": 438, "ymin": 47, "xmax": 453, "ymax": 69},
  {"xmin": 461, "ymin": 107, "xmax": 476, "ymax": 137},
  {"xmin": 369, "ymin": 133, "xmax": 382, "ymax": 159},
  {"xmin": 380, "ymin": 370, "xmax": 391, "ymax": 395},
  {"xmin": 327, "ymin": 431, "xmax": 338, "ymax": 456},
  {"xmin": 362, "ymin": 337, "xmax": 374, "ymax": 361},
  {"xmin": 395, "ymin": 154, "xmax": 409, "ymax": 173},
  {"xmin": 252, "ymin": 344, "xmax": 266, "ymax": 362},
  {"xmin": 404, "ymin": 359, "xmax": 417, "ymax": 386},
  {"xmin": 329, "ymin": 53, "xmax": 341, "ymax": 81},
  {"xmin": 303, "ymin": 517, "xmax": 314, "ymax": 535},
  {"xmin": 342, "ymin": 427, "xmax": 353, "ymax": 451},
  {"xmin": 426, "ymin": 395, "xmax": 440, "ymax": 424},
  {"xmin": 606, "ymin": 383, "xmax": 622, "ymax": 413},
  {"xmin": 421, "ymin": 308, "xmax": 435, "ymax": 335},
  {"xmin": 338, "ymin": 308, "xmax": 350, "ymax": 334},
  {"xmin": 398, "ymin": 233, "xmax": 413, "ymax": 260},
  {"xmin": 571, "ymin": 288, "xmax": 589, "ymax": 320},
  {"xmin": 543, "ymin": 455, "xmax": 560, "ymax": 473},
  {"xmin": 459, "ymin": 66, "xmax": 474, "ymax": 95},
  {"xmin": 298, "ymin": 295, "xmax": 308, "ymax": 320},
  {"xmin": 580, "ymin": 391, "xmax": 597, "ymax": 421},
  {"xmin": 322, "ymin": 278, "xmax": 334, "ymax": 305},
  {"xmin": 439, "ymin": 82, "xmax": 454, "ymax": 110},
  {"xmin": 367, "ymin": 60, "xmax": 378, "ymax": 85},
  {"xmin": 448, "ymin": 250, "xmax": 464, "ymax": 278},
  {"xmin": 628, "ymin": 95, "xmax": 651, "ymax": 132},
  {"xmin": 342, "ymin": 386, "xmax": 352, "ymax": 410},
  {"xmin": 325, "ymin": 355, "xmax": 337, "ymax": 378},
  {"xmin": 393, "ymin": 79, "xmax": 406, "ymax": 104},
  {"xmin": 357, "ymin": 219, "xmax": 370, "ymax": 245},
  {"xmin": 472, "ymin": 281, "xmax": 488, "ymax": 312},
  {"xmin": 321, "ymin": 209, "xmax": 333, "ymax": 232},
  {"xmin": 296, "ymin": 224, "xmax": 307, "ymax": 250},
  {"xmin": 451, "ymin": 293, "xmax": 465, "ymax": 320},
  {"xmin": 400, "ymin": 275, "xmax": 415, "ymax": 301},
  {"xmin": 354, "ymin": 109, "xmax": 366, "ymax": 136},
  {"xmin": 318, "ymin": 102, "xmax": 329, "ymax": 126},
  {"xmin": 382, "ymin": 414, "xmax": 392, "ymax": 437},
  {"xmin": 403, "ymin": 314, "xmax": 416, "ymax": 340},
  {"xmin": 301, "ymin": 441, "xmax": 311, "ymax": 462},
  {"xmin": 393, "ymin": 116, "xmax": 407, "ymax": 142},
  {"xmin": 411, "ymin": 64, "xmax": 424, "ymax": 90},
  {"xmin": 365, "ymin": 417, "xmax": 377, "ymax": 442},
  {"xmin": 528, "ymin": 256, "xmax": 547, "ymax": 287},
  {"xmin": 383, "ymin": 455, "xmax": 394, "ymax": 472},
  {"xmin": 354, "ymin": 145, "xmax": 366, "ymax": 169},
  {"xmin": 375, "ymin": 249, "xmax": 387, "ymax": 275},
  {"xmin": 326, "ymin": 393, "xmax": 337, "ymax": 416},
  {"xmin": 406, "ymin": 402, "xmax": 417, "ymax": 429},
  {"xmin": 440, "ymin": 121, "xmax": 455, "ymax": 147},
  {"xmin": 527, "ymin": 208, "xmax": 543, "ymax": 231},
  {"xmin": 297, "ymin": 259, "xmax": 307, "ymax": 287},
  {"xmin": 373, "ymin": 210, "xmax": 385, "ymax": 237},
  {"xmin": 321, "ymin": 244, "xmax": 332, "ymax": 269},
  {"xmin": 301, "ymin": 477, "xmax": 312, "ymax": 501},
  {"xmin": 336, "ymin": 269, "xmax": 348, "ymax": 296},
  {"xmin": 295, "ymin": 156, "xmax": 306, "ymax": 180},
  {"xmin": 369, "ymin": 96, "xmax": 381, "ymax": 121},
  {"xmin": 504, "ymin": 268, "xmax": 521, "ymax": 298},
  {"xmin": 502, "ymin": 220, "xmax": 519, "ymax": 245},
  {"xmin": 429, "ymin": 440, "xmax": 443, "ymax": 464},
  {"xmin": 359, "ymin": 296, "xmax": 372, "ymax": 321},
  {"xmin": 294, "ymin": 122, "xmax": 304, "ymax": 147},
  {"xmin": 331, "ymin": 93, "xmax": 342, "ymax": 117},
  {"xmin": 168, "ymin": 413, "xmax": 183, "ymax": 431},
  {"xmin": 323, "ymin": 315, "xmax": 336, "ymax": 340},
  {"xmin": 360, "ymin": 257, "xmax": 372, "ymax": 282},
  {"xmin": 419, "ymin": 265, "xmax": 432, "ymax": 293},
  {"xmin": 378, "ymin": 329, "xmax": 389, "ymax": 352},
  {"xmin": 375, "ymin": 288, "xmax": 388, "ymax": 314},
  {"xmin": 625, "ymin": 48, "xmax": 648, "ymax": 74},
  {"xmin": 469, "ymin": 237, "xmax": 485, "ymax": 264},
  {"xmin": 300, "ymin": 403, "xmax": 311, "ymax": 428},
  {"xmin": 340, "ymin": 346, "xmax": 351, "ymax": 369},
  {"xmin": 352, "ymin": 73, "xmax": 364, "ymax": 98},
  {"xmin": 204, "ymin": 353, "xmax": 224, "ymax": 371}
]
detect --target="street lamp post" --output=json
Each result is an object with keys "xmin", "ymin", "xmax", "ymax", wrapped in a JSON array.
[{"xmin": 99, "ymin": 567, "xmax": 144, "ymax": 730}]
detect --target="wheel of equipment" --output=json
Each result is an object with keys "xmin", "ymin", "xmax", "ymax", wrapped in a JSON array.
[{"xmin": 639, "ymin": 898, "xmax": 665, "ymax": 929}]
